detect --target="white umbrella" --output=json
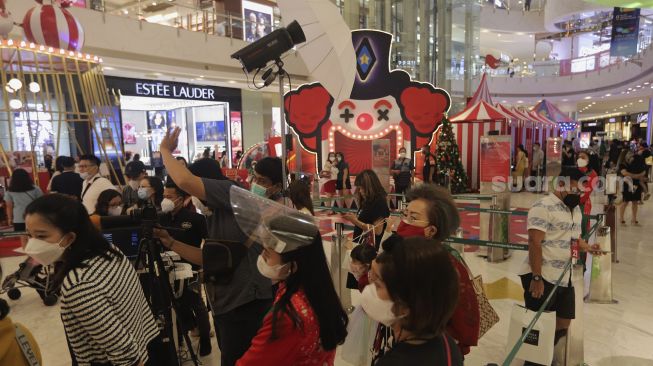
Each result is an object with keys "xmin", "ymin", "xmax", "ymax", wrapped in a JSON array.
[{"xmin": 277, "ymin": 0, "xmax": 356, "ymax": 102}]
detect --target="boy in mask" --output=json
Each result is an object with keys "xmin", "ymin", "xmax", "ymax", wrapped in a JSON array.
[
  {"xmin": 122, "ymin": 160, "xmax": 147, "ymax": 210},
  {"xmin": 519, "ymin": 168, "xmax": 602, "ymax": 365}
]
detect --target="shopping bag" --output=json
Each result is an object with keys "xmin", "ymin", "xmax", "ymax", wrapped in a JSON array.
[
  {"xmin": 341, "ymin": 305, "xmax": 377, "ymax": 366},
  {"xmin": 506, "ymin": 304, "xmax": 556, "ymax": 365}
]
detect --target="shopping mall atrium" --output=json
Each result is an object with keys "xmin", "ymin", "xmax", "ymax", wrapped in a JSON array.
[{"xmin": 0, "ymin": 0, "xmax": 651, "ymax": 365}]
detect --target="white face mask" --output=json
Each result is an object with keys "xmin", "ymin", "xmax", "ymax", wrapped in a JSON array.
[
  {"xmin": 191, "ymin": 196, "xmax": 212, "ymax": 217},
  {"xmin": 577, "ymin": 158, "xmax": 588, "ymax": 168},
  {"xmin": 256, "ymin": 255, "xmax": 290, "ymax": 281},
  {"xmin": 336, "ymin": 156, "xmax": 342, "ymax": 162},
  {"xmin": 398, "ymin": 152, "xmax": 406, "ymax": 159},
  {"xmin": 79, "ymin": 172, "xmax": 90, "ymax": 180},
  {"xmin": 160, "ymin": 198, "xmax": 177, "ymax": 213},
  {"xmin": 137, "ymin": 188, "xmax": 150, "ymax": 200},
  {"xmin": 328, "ymin": 156, "xmax": 335, "ymax": 162},
  {"xmin": 360, "ymin": 284, "xmax": 399, "ymax": 327},
  {"xmin": 24, "ymin": 237, "xmax": 67, "ymax": 266},
  {"xmin": 108, "ymin": 206, "xmax": 123, "ymax": 216}
]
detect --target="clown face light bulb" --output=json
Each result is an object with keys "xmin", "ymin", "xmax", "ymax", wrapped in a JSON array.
[
  {"xmin": 9, "ymin": 99, "xmax": 23, "ymax": 110},
  {"xmin": 8, "ymin": 78, "xmax": 22, "ymax": 91},
  {"xmin": 29, "ymin": 82, "xmax": 41, "ymax": 93}
]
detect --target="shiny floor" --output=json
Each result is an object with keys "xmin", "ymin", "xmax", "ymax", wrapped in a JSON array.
[{"xmin": 1, "ymin": 192, "xmax": 652, "ymax": 366}]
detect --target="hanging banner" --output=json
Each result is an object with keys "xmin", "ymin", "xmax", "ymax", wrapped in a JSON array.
[
  {"xmin": 610, "ymin": 7, "xmax": 640, "ymax": 58},
  {"xmin": 480, "ymin": 135, "xmax": 511, "ymax": 184}
]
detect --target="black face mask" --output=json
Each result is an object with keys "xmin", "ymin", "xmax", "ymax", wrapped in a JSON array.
[{"xmin": 563, "ymin": 192, "xmax": 581, "ymax": 210}]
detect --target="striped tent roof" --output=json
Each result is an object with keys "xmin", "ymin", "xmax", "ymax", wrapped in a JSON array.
[
  {"xmin": 532, "ymin": 100, "xmax": 574, "ymax": 123},
  {"xmin": 467, "ymin": 73, "xmax": 493, "ymax": 107},
  {"xmin": 451, "ymin": 100, "xmax": 512, "ymax": 122},
  {"xmin": 510, "ymin": 107, "xmax": 536, "ymax": 122},
  {"xmin": 496, "ymin": 104, "xmax": 523, "ymax": 120},
  {"xmin": 528, "ymin": 111, "xmax": 557, "ymax": 127}
]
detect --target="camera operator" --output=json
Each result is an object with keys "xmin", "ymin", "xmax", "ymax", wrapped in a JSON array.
[
  {"xmin": 161, "ymin": 180, "xmax": 212, "ymax": 356},
  {"xmin": 155, "ymin": 128, "xmax": 278, "ymax": 366}
]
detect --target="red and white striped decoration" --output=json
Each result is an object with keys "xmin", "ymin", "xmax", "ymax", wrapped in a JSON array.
[
  {"xmin": 451, "ymin": 119, "xmax": 509, "ymax": 190},
  {"xmin": 23, "ymin": 3, "xmax": 84, "ymax": 51},
  {"xmin": 451, "ymin": 101, "xmax": 512, "ymax": 122},
  {"xmin": 467, "ymin": 73, "xmax": 493, "ymax": 107}
]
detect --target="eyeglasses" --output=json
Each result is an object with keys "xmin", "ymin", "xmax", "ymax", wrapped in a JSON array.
[{"xmin": 400, "ymin": 210, "xmax": 429, "ymax": 225}]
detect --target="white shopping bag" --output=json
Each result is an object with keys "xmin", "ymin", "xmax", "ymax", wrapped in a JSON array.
[
  {"xmin": 341, "ymin": 305, "xmax": 377, "ymax": 366},
  {"xmin": 506, "ymin": 304, "xmax": 556, "ymax": 365}
]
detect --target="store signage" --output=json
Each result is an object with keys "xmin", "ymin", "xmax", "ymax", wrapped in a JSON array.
[
  {"xmin": 135, "ymin": 82, "xmax": 216, "ymax": 100},
  {"xmin": 586, "ymin": 122, "xmax": 597, "ymax": 127}
]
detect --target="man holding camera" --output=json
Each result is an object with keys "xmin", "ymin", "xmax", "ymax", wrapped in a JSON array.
[
  {"xmin": 160, "ymin": 181, "xmax": 212, "ymax": 356},
  {"xmin": 156, "ymin": 128, "xmax": 276, "ymax": 366}
]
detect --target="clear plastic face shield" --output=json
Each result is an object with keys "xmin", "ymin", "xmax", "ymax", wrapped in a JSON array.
[{"xmin": 230, "ymin": 186, "xmax": 318, "ymax": 253}]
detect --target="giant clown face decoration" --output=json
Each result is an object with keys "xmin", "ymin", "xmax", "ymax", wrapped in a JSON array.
[{"xmin": 284, "ymin": 30, "xmax": 451, "ymax": 174}]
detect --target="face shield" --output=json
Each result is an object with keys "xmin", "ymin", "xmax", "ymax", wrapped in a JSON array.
[{"xmin": 230, "ymin": 186, "xmax": 318, "ymax": 253}]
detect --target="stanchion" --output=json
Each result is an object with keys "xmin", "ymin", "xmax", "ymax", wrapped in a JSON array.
[
  {"xmin": 587, "ymin": 225, "xmax": 618, "ymax": 304},
  {"xmin": 450, "ymin": 227, "xmax": 465, "ymax": 258},
  {"xmin": 487, "ymin": 194, "xmax": 510, "ymax": 262},
  {"xmin": 557, "ymin": 264, "xmax": 585, "ymax": 365},
  {"xmin": 331, "ymin": 223, "xmax": 351, "ymax": 310}
]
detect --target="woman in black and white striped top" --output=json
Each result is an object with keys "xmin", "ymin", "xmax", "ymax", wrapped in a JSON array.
[{"xmin": 24, "ymin": 194, "xmax": 159, "ymax": 365}]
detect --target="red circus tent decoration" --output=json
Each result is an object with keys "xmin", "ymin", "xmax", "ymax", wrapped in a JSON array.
[
  {"xmin": 467, "ymin": 73, "xmax": 493, "ymax": 107},
  {"xmin": 532, "ymin": 99, "xmax": 574, "ymax": 123},
  {"xmin": 449, "ymin": 100, "xmax": 512, "ymax": 190}
]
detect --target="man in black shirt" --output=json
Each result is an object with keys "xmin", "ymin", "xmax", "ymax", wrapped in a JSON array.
[
  {"xmin": 50, "ymin": 156, "xmax": 83, "ymax": 199},
  {"xmin": 162, "ymin": 181, "xmax": 212, "ymax": 356}
]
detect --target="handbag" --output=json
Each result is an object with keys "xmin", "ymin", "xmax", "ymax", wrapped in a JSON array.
[
  {"xmin": 445, "ymin": 246, "xmax": 499, "ymax": 339},
  {"xmin": 506, "ymin": 304, "xmax": 556, "ymax": 365}
]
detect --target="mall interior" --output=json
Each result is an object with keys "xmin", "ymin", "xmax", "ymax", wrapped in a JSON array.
[{"xmin": 0, "ymin": 0, "xmax": 652, "ymax": 365}]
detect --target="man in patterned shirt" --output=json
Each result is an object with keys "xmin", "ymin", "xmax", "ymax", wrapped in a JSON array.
[{"xmin": 519, "ymin": 168, "xmax": 601, "ymax": 365}]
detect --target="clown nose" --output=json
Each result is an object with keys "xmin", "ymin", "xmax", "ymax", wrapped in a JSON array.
[{"xmin": 357, "ymin": 113, "xmax": 374, "ymax": 130}]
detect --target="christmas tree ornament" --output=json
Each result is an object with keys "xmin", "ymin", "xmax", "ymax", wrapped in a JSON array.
[{"xmin": 23, "ymin": 0, "xmax": 84, "ymax": 51}]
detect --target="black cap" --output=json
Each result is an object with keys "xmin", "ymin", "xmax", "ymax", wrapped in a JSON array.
[{"xmin": 125, "ymin": 161, "xmax": 146, "ymax": 179}]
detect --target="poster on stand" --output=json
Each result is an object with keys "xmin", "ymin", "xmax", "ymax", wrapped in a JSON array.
[
  {"xmin": 230, "ymin": 111, "xmax": 243, "ymax": 155},
  {"xmin": 580, "ymin": 132, "xmax": 591, "ymax": 149},
  {"xmin": 480, "ymin": 135, "xmax": 511, "ymax": 184},
  {"xmin": 69, "ymin": 0, "xmax": 87, "ymax": 8},
  {"xmin": 242, "ymin": 0, "xmax": 273, "ymax": 43},
  {"xmin": 123, "ymin": 122, "xmax": 137, "ymax": 144},
  {"xmin": 372, "ymin": 139, "xmax": 391, "ymax": 192}
]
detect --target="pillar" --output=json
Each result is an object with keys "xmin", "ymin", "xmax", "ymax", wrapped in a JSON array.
[
  {"xmin": 464, "ymin": 1, "xmax": 473, "ymax": 100},
  {"xmin": 647, "ymin": 97, "xmax": 652, "ymax": 145},
  {"xmin": 344, "ymin": 0, "xmax": 360, "ymax": 30},
  {"xmin": 436, "ymin": 0, "xmax": 452, "ymax": 91}
]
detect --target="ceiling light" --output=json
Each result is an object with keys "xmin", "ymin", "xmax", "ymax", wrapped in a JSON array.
[
  {"xmin": 517, "ymin": 100, "xmax": 523, "ymax": 103},
  {"xmin": 28, "ymin": 82, "xmax": 40, "ymax": 93},
  {"xmin": 529, "ymin": 34, "xmax": 533, "ymax": 38},
  {"xmin": 584, "ymin": 96, "xmax": 592, "ymax": 100},
  {"xmin": 562, "ymin": 99, "xmax": 568, "ymax": 102},
  {"xmin": 228, "ymin": 80, "xmax": 237, "ymax": 84},
  {"xmin": 9, "ymin": 99, "xmax": 22, "ymax": 110},
  {"xmin": 501, "ymin": 100, "xmax": 507, "ymax": 103},
  {"xmin": 481, "ymin": 29, "xmax": 489, "ymax": 33},
  {"xmin": 497, "ymin": 34, "xmax": 502, "ymax": 37},
  {"xmin": 605, "ymin": 93, "xmax": 611, "ymax": 97},
  {"xmin": 639, "ymin": 99, "xmax": 644, "ymax": 103},
  {"xmin": 516, "ymin": 32, "xmax": 525, "ymax": 36},
  {"xmin": 636, "ymin": 85, "xmax": 641, "ymax": 88},
  {"xmin": 8, "ymin": 78, "xmax": 22, "ymax": 91},
  {"xmin": 103, "ymin": 66, "xmax": 115, "ymax": 70},
  {"xmin": 645, "ymin": 82, "xmax": 650, "ymax": 85}
]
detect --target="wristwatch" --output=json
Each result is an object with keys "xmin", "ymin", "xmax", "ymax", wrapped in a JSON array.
[{"xmin": 532, "ymin": 275, "xmax": 543, "ymax": 282}]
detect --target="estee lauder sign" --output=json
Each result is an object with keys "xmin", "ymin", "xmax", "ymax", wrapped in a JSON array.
[
  {"xmin": 105, "ymin": 77, "xmax": 229, "ymax": 102},
  {"xmin": 135, "ymin": 82, "xmax": 216, "ymax": 100}
]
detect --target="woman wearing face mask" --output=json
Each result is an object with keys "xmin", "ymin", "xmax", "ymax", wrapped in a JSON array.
[
  {"xmin": 23, "ymin": 194, "xmax": 159, "ymax": 365},
  {"xmin": 237, "ymin": 216, "xmax": 349, "ymax": 365},
  {"xmin": 93, "ymin": 189, "xmax": 123, "ymax": 217},
  {"xmin": 619, "ymin": 151, "xmax": 646, "ymax": 225},
  {"xmin": 335, "ymin": 152, "xmax": 351, "ymax": 208},
  {"xmin": 391, "ymin": 184, "xmax": 480, "ymax": 356},
  {"xmin": 343, "ymin": 170, "xmax": 390, "ymax": 249},
  {"xmin": 362, "ymin": 236, "xmax": 462, "ymax": 365},
  {"xmin": 138, "ymin": 176, "xmax": 164, "ymax": 209},
  {"xmin": 319, "ymin": 153, "xmax": 339, "ymax": 209},
  {"xmin": 577, "ymin": 151, "xmax": 598, "ymax": 233}
]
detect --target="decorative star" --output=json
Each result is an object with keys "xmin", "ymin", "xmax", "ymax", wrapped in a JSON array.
[{"xmin": 359, "ymin": 54, "xmax": 369, "ymax": 65}]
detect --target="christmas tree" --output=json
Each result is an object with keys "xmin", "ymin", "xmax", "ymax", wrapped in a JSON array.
[{"xmin": 434, "ymin": 116, "xmax": 468, "ymax": 193}]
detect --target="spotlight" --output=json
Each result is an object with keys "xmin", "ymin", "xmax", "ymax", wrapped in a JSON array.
[
  {"xmin": 29, "ymin": 82, "xmax": 41, "ymax": 93},
  {"xmin": 231, "ymin": 20, "xmax": 306, "ymax": 73},
  {"xmin": 8, "ymin": 78, "xmax": 22, "ymax": 91},
  {"xmin": 9, "ymin": 99, "xmax": 23, "ymax": 110}
]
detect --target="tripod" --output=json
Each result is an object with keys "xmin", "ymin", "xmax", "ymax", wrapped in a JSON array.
[{"xmin": 135, "ymin": 218, "xmax": 200, "ymax": 366}]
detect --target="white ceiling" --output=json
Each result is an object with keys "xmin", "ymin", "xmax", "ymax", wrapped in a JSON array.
[{"xmin": 119, "ymin": 95, "xmax": 225, "ymax": 110}]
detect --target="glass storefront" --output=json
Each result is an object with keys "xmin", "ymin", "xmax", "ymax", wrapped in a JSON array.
[{"xmin": 104, "ymin": 77, "xmax": 243, "ymax": 168}]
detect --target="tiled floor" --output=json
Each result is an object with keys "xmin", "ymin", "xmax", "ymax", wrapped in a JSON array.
[{"xmin": 1, "ymin": 192, "xmax": 652, "ymax": 365}]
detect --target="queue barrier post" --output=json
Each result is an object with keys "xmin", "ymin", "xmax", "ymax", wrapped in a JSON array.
[
  {"xmin": 331, "ymin": 223, "xmax": 351, "ymax": 310},
  {"xmin": 587, "ymin": 225, "xmax": 618, "ymax": 304},
  {"xmin": 487, "ymin": 194, "xmax": 510, "ymax": 262},
  {"xmin": 450, "ymin": 228, "xmax": 465, "ymax": 258}
]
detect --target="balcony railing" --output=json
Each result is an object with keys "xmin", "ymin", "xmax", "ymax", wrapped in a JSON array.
[{"xmin": 90, "ymin": 0, "xmax": 282, "ymax": 42}]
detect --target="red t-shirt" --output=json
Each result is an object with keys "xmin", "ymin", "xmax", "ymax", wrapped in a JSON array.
[{"xmin": 237, "ymin": 284, "xmax": 335, "ymax": 366}]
